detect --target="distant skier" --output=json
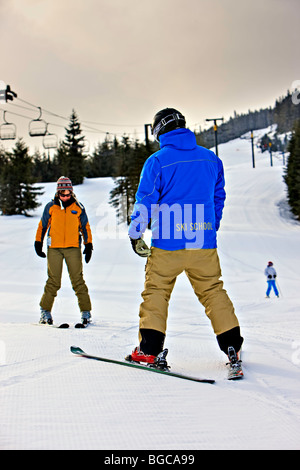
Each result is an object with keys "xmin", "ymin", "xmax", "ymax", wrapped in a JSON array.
[
  {"xmin": 264, "ymin": 261, "xmax": 279, "ymax": 298},
  {"xmin": 34, "ymin": 176, "xmax": 93, "ymax": 325},
  {"xmin": 127, "ymin": 107, "xmax": 243, "ymax": 377}
]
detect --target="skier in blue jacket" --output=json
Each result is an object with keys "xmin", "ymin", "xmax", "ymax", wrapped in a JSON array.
[
  {"xmin": 127, "ymin": 108, "xmax": 243, "ymax": 369},
  {"xmin": 264, "ymin": 261, "xmax": 279, "ymax": 297}
]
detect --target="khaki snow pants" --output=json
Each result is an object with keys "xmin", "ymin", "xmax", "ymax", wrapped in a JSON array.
[
  {"xmin": 40, "ymin": 247, "xmax": 91, "ymax": 312},
  {"xmin": 139, "ymin": 247, "xmax": 239, "ymax": 339}
]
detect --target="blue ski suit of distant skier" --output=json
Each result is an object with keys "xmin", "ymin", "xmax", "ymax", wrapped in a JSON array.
[{"xmin": 128, "ymin": 118, "xmax": 243, "ymax": 357}]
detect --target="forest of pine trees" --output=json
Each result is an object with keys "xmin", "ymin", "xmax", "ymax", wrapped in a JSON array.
[
  {"xmin": 0, "ymin": 89, "xmax": 300, "ymax": 220},
  {"xmin": 284, "ymin": 119, "xmax": 300, "ymax": 220}
]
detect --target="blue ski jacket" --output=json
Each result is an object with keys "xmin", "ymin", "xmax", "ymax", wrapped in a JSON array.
[{"xmin": 128, "ymin": 128, "xmax": 226, "ymax": 250}]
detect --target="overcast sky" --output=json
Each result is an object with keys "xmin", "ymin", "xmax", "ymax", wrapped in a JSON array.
[{"xmin": 1, "ymin": 0, "xmax": 300, "ymax": 150}]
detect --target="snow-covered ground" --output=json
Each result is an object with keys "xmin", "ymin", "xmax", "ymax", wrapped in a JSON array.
[{"xmin": 1, "ymin": 130, "xmax": 300, "ymax": 450}]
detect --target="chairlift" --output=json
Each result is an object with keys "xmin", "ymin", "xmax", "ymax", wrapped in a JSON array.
[
  {"xmin": 43, "ymin": 126, "xmax": 58, "ymax": 150},
  {"xmin": 0, "ymin": 111, "xmax": 17, "ymax": 140},
  {"xmin": 28, "ymin": 106, "xmax": 47, "ymax": 137}
]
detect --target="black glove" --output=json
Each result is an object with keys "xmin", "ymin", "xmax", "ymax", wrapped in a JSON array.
[
  {"xmin": 130, "ymin": 237, "xmax": 151, "ymax": 258},
  {"xmin": 34, "ymin": 241, "xmax": 46, "ymax": 258},
  {"xmin": 268, "ymin": 275, "xmax": 272, "ymax": 279},
  {"xmin": 83, "ymin": 243, "xmax": 93, "ymax": 263}
]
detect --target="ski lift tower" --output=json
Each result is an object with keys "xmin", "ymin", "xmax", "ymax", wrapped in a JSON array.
[
  {"xmin": 205, "ymin": 117, "xmax": 224, "ymax": 157},
  {"xmin": 144, "ymin": 123, "xmax": 152, "ymax": 148}
]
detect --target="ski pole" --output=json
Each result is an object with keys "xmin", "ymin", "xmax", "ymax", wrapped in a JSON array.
[{"xmin": 276, "ymin": 279, "xmax": 283, "ymax": 297}]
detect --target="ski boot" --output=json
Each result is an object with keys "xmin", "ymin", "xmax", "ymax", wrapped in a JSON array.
[
  {"xmin": 39, "ymin": 308, "xmax": 53, "ymax": 325},
  {"xmin": 81, "ymin": 311, "xmax": 92, "ymax": 325},
  {"xmin": 227, "ymin": 346, "xmax": 243, "ymax": 380}
]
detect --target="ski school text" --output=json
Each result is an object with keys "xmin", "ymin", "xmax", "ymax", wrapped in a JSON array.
[
  {"xmin": 176, "ymin": 222, "xmax": 213, "ymax": 231},
  {"xmin": 103, "ymin": 453, "xmax": 195, "ymax": 467}
]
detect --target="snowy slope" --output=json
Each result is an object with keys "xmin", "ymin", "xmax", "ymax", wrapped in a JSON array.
[{"xmin": 1, "ymin": 130, "xmax": 300, "ymax": 450}]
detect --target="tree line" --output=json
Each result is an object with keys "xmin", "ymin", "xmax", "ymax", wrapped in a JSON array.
[{"xmin": 196, "ymin": 89, "xmax": 300, "ymax": 149}]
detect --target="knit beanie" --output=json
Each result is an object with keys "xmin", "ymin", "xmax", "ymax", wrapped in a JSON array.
[{"xmin": 56, "ymin": 176, "xmax": 73, "ymax": 192}]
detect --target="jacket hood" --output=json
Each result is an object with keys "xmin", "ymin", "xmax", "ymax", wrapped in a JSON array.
[{"xmin": 159, "ymin": 128, "xmax": 197, "ymax": 151}]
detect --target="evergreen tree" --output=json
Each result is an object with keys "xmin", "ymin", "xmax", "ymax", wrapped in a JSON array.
[
  {"xmin": 0, "ymin": 139, "xmax": 43, "ymax": 216},
  {"xmin": 85, "ymin": 135, "xmax": 115, "ymax": 178},
  {"xmin": 0, "ymin": 146, "xmax": 7, "ymax": 175},
  {"xmin": 109, "ymin": 137, "xmax": 154, "ymax": 225},
  {"xmin": 64, "ymin": 109, "xmax": 86, "ymax": 185},
  {"xmin": 109, "ymin": 136, "xmax": 133, "ymax": 224},
  {"xmin": 53, "ymin": 140, "xmax": 69, "ymax": 178},
  {"xmin": 284, "ymin": 120, "xmax": 300, "ymax": 219},
  {"xmin": 32, "ymin": 149, "xmax": 59, "ymax": 182}
]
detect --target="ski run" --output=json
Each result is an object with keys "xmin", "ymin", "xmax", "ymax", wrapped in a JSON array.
[{"xmin": 1, "ymin": 128, "xmax": 300, "ymax": 450}]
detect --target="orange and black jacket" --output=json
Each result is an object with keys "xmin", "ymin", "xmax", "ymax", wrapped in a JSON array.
[{"xmin": 35, "ymin": 196, "xmax": 92, "ymax": 248}]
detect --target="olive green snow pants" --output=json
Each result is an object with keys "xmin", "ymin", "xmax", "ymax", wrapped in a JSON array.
[
  {"xmin": 139, "ymin": 247, "xmax": 239, "ymax": 339},
  {"xmin": 40, "ymin": 247, "xmax": 91, "ymax": 312}
]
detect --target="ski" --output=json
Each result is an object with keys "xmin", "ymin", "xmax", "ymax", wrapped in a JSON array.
[
  {"xmin": 33, "ymin": 322, "xmax": 69, "ymax": 329},
  {"xmin": 56, "ymin": 323, "xmax": 70, "ymax": 329},
  {"xmin": 35, "ymin": 322, "xmax": 91, "ymax": 329},
  {"xmin": 74, "ymin": 321, "xmax": 92, "ymax": 328},
  {"xmin": 70, "ymin": 346, "xmax": 215, "ymax": 384}
]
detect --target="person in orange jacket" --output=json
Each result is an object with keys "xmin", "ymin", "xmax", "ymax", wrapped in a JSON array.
[{"xmin": 35, "ymin": 176, "xmax": 93, "ymax": 325}]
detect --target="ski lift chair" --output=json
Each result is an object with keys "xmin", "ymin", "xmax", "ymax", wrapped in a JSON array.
[
  {"xmin": 43, "ymin": 126, "xmax": 58, "ymax": 150},
  {"xmin": 0, "ymin": 111, "xmax": 17, "ymax": 140},
  {"xmin": 28, "ymin": 107, "xmax": 47, "ymax": 137}
]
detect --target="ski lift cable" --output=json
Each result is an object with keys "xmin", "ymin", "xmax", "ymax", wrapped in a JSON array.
[
  {"xmin": 81, "ymin": 119, "xmax": 144, "ymax": 128},
  {"xmin": 12, "ymin": 109, "xmax": 128, "ymax": 136},
  {"xmin": 15, "ymin": 98, "xmax": 114, "ymax": 135},
  {"xmin": 3, "ymin": 95, "xmax": 147, "ymax": 141},
  {"xmin": 16, "ymin": 96, "xmax": 144, "ymax": 131},
  {"xmin": 0, "ymin": 107, "xmax": 100, "ymax": 134},
  {"xmin": 8, "ymin": 102, "xmax": 40, "ymax": 115},
  {"xmin": 4, "ymin": 88, "xmax": 154, "ymax": 138},
  {"xmin": 0, "ymin": 107, "xmax": 144, "ymax": 141}
]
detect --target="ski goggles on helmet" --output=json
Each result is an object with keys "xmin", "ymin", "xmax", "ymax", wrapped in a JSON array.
[{"xmin": 151, "ymin": 112, "xmax": 185, "ymax": 142}]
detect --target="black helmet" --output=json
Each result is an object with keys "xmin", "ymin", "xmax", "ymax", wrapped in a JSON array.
[{"xmin": 151, "ymin": 108, "xmax": 186, "ymax": 142}]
